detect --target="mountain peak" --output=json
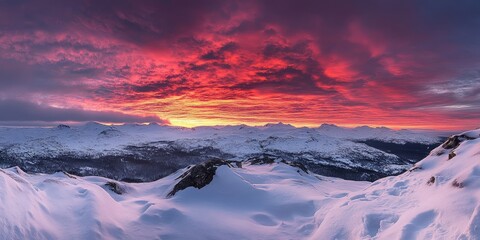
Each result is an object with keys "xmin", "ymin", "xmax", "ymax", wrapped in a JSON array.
[
  {"xmin": 264, "ymin": 122, "xmax": 295, "ymax": 129},
  {"xmin": 318, "ymin": 123, "xmax": 341, "ymax": 129},
  {"xmin": 313, "ymin": 129, "xmax": 480, "ymax": 239},
  {"xmin": 55, "ymin": 124, "xmax": 71, "ymax": 129}
]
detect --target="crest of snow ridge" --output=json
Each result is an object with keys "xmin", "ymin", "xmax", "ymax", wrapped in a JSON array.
[
  {"xmin": 409, "ymin": 129, "xmax": 480, "ymax": 188},
  {"xmin": 167, "ymin": 155, "xmax": 309, "ymax": 197}
]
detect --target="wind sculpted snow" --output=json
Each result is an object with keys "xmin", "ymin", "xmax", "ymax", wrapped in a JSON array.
[
  {"xmin": 0, "ymin": 128, "xmax": 479, "ymax": 239},
  {"xmin": 312, "ymin": 129, "xmax": 480, "ymax": 239},
  {"xmin": 0, "ymin": 161, "xmax": 366, "ymax": 239}
]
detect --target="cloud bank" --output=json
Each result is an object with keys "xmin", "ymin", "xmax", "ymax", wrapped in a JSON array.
[
  {"xmin": 0, "ymin": 0, "xmax": 479, "ymax": 129},
  {"xmin": 0, "ymin": 99, "xmax": 167, "ymax": 124}
]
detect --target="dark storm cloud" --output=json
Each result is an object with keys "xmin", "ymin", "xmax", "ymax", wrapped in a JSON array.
[
  {"xmin": 232, "ymin": 66, "xmax": 335, "ymax": 95},
  {"xmin": 0, "ymin": 0, "xmax": 479, "ymax": 128},
  {"xmin": 262, "ymin": 42, "xmax": 309, "ymax": 58},
  {"xmin": 0, "ymin": 59, "xmax": 94, "ymax": 95},
  {"xmin": 130, "ymin": 81, "xmax": 179, "ymax": 93},
  {"xmin": 0, "ymin": 0, "xmax": 228, "ymax": 43},
  {"xmin": 126, "ymin": 78, "xmax": 191, "ymax": 97},
  {"xmin": 200, "ymin": 51, "xmax": 222, "ymax": 61},
  {"xmin": 3, "ymin": 0, "xmax": 479, "ymax": 85},
  {"xmin": 200, "ymin": 42, "xmax": 239, "ymax": 60},
  {"xmin": 0, "ymin": 99, "xmax": 167, "ymax": 123},
  {"xmin": 252, "ymin": 0, "xmax": 480, "ymax": 76},
  {"xmin": 231, "ymin": 79, "xmax": 331, "ymax": 95}
]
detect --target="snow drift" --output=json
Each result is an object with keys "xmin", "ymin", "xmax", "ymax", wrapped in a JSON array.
[
  {"xmin": 312, "ymin": 129, "xmax": 480, "ymax": 239},
  {"xmin": 0, "ymin": 129, "xmax": 478, "ymax": 239},
  {"xmin": 0, "ymin": 160, "xmax": 366, "ymax": 239}
]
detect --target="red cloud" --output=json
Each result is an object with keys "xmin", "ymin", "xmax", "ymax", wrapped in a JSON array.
[{"xmin": 0, "ymin": 0, "xmax": 479, "ymax": 130}]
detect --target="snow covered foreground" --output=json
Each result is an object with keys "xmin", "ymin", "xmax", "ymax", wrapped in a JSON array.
[{"xmin": 1, "ymin": 129, "xmax": 479, "ymax": 240}]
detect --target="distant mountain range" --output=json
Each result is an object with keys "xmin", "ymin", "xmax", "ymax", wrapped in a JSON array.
[{"xmin": 0, "ymin": 122, "xmax": 444, "ymax": 181}]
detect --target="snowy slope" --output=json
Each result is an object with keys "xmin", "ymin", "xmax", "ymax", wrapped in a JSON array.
[
  {"xmin": 317, "ymin": 123, "xmax": 440, "ymax": 144},
  {"xmin": 0, "ymin": 122, "xmax": 441, "ymax": 157},
  {"xmin": 312, "ymin": 129, "xmax": 480, "ymax": 239},
  {"xmin": 0, "ymin": 161, "xmax": 367, "ymax": 240},
  {"xmin": 0, "ymin": 123, "xmax": 443, "ymax": 181},
  {"xmin": 0, "ymin": 129, "xmax": 478, "ymax": 239}
]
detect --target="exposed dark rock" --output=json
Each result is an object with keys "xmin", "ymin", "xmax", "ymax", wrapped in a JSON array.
[
  {"xmin": 245, "ymin": 155, "xmax": 308, "ymax": 173},
  {"xmin": 448, "ymin": 152, "xmax": 456, "ymax": 160},
  {"xmin": 452, "ymin": 179, "xmax": 464, "ymax": 188},
  {"xmin": 98, "ymin": 128, "xmax": 122, "ymax": 137},
  {"xmin": 439, "ymin": 133, "xmax": 477, "ymax": 161},
  {"xmin": 246, "ymin": 155, "xmax": 276, "ymax": 165},
  {"xmin": 427, "ymin": 176, "xmax": 435, "ymax": 185},
  {"xmin": 435, "ymin": 150, "xmax": 445, "ymax": 156},
  {"xmin": 56, "ymin": 124, "xmax": 71, "ymax": 129},
  {"xmin": 105, "ymin": 181, "xmax": 125, "ymax": 194},
  {"xmin": 232, "ymin": 161, "xmax": 242, "ymax": 168},
  {"xmin": 442, "ymin": 134, "xmax": 475, "ymax": 150},
  {"xmin": 167, "ymin": 159, "xmax": 239, "ymax": 197},
  {"xmin": 62, "ymin": 171, "xmax": 77, "ymax": 179},
  {"xmin": 442, "ymin": 136, "xmax": 461, "ymax": 149}
]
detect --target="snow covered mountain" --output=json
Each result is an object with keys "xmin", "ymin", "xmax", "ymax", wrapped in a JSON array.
[
  {"xmin": 0, "ymin": 122, "xmax": 443, "ymax": 181},
  {"xmin": 0, "ymin": 129, "xmax": 478, "ymax": 239},
  {"xmin": 312, "ymin": 129, "xmax": 480, "ymax": 239}
]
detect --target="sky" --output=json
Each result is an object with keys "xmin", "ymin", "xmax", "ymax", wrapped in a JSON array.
[{"xmin": 0, "ymin": 0, "xmax": 479, "ymax": 130}]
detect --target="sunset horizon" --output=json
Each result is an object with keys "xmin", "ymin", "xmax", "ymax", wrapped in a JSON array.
[
  {"xmin": 0, "ymin": 119, "xmax": 470, "ymax": 132},
  {"xmin": 0, "ymin": 1, "xmax": 478, "ymax": 131}
]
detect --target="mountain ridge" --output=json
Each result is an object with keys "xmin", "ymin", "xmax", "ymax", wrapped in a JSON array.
[
  {"xmin": 0, "ymin": 128, "xmax": 478, "ymax": 239},
  {"xmin": 0, "ymin": 123, "xmax": 443, "ymax": 182}
]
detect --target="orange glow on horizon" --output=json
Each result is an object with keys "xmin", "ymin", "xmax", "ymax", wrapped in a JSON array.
[{"xmin": 1, "ymin": 1, "xmax": 477, "ymax": 131}]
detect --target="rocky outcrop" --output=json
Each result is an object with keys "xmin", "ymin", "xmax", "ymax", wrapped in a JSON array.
[
  {"xmin": 246, "ymin": 155, "xmax": 276, "ymax": 165},
  {"xmin": 56, "ymin": 124, "xmax": 71, "ymax": 129},
  {"xmin": 167, "ymin": 157, "xmax": 310, "ymax": 197},
  {"xmin": 434, "ymin": 131, "xmax": 479, "ymax": 160},
  {"xmin": 245, "ymin": 155, "xmax": 309, "ymax": 173},
  {"xmin": 105, "ymin": 181, "xmax": 126, "ymax": 194},
  {"xmin": 167, "ymin": 159, "xmax": 240, "ymax": 197},
  {"xmin": 442, "ymin": 134, "xmax": 475, "ymax": 150}
]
